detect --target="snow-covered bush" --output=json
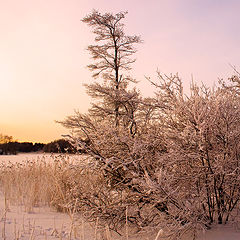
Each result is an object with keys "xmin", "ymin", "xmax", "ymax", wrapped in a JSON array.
[
  {"xmin": 60, "ymin": 9, "xmax": 240, "ymax": 239},
  {"xmin": 61, "ymin": 73, "xmax": 240, "ymax": 238}
]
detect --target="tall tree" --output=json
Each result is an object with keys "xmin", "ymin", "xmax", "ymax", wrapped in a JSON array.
[
  {"xmin": 82, "ymin": 10, "xmax": 141, "ymax": 125},
  {"xmin": 61, "ymin": 10, "xmax": 142, "ymax": 147}
]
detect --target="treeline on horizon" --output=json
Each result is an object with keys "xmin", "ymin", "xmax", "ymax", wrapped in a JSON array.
[{"xmin": 0, "ymin": 136, "xmax": 76, "ymax": 155}]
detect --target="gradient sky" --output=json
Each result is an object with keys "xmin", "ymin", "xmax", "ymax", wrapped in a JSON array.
[{"xmin": 1, "ymin": 0, "xmax": 240, "ymax": 143}]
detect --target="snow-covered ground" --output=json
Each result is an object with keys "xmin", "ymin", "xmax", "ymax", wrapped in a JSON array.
[
  {"xmin": 0, "ymin": 192, "xmax": 98, "ymax": 240},
  {"xmin": 2, "ymin": 197, "xmax": 240, "ymax": 240},
  {"xmin": 0, "ymin": 152, "xmax": 44, "ymax": 164},
  {"xmin": 198, "ymin": 224, "xmax": 240, "ymax": 240},
  {"xmin": 1, "ymin": 153, "xmax": 240, "ymax": 239}
]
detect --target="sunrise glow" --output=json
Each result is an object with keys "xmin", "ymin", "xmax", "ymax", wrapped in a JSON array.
[{"xmin": 1, "ymin": 0, "xmax": 240, "ymax": 143}]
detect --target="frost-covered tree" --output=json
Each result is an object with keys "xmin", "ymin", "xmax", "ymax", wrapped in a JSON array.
[
  {"xmin": 60, "ymin": 10, "xmax": 240, "ymax": 239},
  {"xmin": 91, "ymin": 73, "xmax": 240, "ymax": 237},
  {"xmin": 62, "ymin": 73, "xmax": 240, "ymax": 238},
  {"xmin": 82, "ymin": 10, "xmax": 141, "ymax": 127},
  {"xmin": 61, "ymin": 10, "xmax": 142, "ymax": 150}
]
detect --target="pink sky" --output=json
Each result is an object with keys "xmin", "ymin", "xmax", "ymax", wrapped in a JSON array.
[{"xmin": 1, "ymin": 0, "xmax": 240, "ymax": 143}]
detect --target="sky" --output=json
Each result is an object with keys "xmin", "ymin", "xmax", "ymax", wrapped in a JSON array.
[{"xmin": 1, "ymin": 0, "xmax": 240, "ymax": 143}]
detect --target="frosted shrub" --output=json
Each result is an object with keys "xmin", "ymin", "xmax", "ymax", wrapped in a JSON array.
[
  {"xmin": 61, "ymin": 73, "xmax": 240, "ymax": 238},
  {"xmin": 59, "ymin": 9, "xmax": 240, "ymax": 239}
]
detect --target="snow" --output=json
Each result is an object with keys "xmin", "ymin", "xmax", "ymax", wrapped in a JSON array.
[
  {"xmin": 0, "ymin": 192, "xmax": 96, "ymax": 239},
  {"xmin": 196, "ymin": 224, "xmax": 240, "ymax": 240}
]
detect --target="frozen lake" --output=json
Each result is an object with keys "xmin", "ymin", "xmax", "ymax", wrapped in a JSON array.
[
  {"xmin": 0, "ymin": 152, "xmax": 87, "ymax": 165},
  {"xmin": 0, "ymin": 152, "xmax": 48, "ymax": 163}
]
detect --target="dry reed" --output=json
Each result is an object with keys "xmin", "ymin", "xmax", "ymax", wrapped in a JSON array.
[{"xmin": 0, "ymin": 154, "xmax": 158, "ymax": 240}]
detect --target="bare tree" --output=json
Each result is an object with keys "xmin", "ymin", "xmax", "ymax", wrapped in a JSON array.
[
  {"xmin": 82, "ymin": 10, "xmax": 142, "ymax": 125},
  {"xmin": 0, "ymin": 134, "xmax": 13, "ymax": 144},
  {"xmin": 60, "ymin": 10, "xmax": 142, "ymax": 149}
]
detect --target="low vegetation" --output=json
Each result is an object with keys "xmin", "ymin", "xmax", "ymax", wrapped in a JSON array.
[{"xmin": 0, "ymin": 154, "xmax": 144, "ymax": 239}]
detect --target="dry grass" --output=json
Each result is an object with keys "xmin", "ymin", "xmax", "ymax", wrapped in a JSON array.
[
  {"xmin": 0, "ymin": 155, "xmax": 63, "ymax": 211},
  {"xmin": 0, "ymin": 154, "xmax": 159, "ymax": 240}
]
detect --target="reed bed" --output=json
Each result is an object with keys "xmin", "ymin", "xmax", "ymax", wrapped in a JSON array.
[{"xmin": 0, "ymin": 154, "xmax": 156, "ymax": 240}]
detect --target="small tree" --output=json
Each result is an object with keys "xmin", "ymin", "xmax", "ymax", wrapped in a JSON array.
[
  {"xmin": 0, "ymin": 134, "xmax": 13, "ymax": 144},
  {"xmin": 0, "ymin": 134, "xmax": 16, "ymax": 154}
]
